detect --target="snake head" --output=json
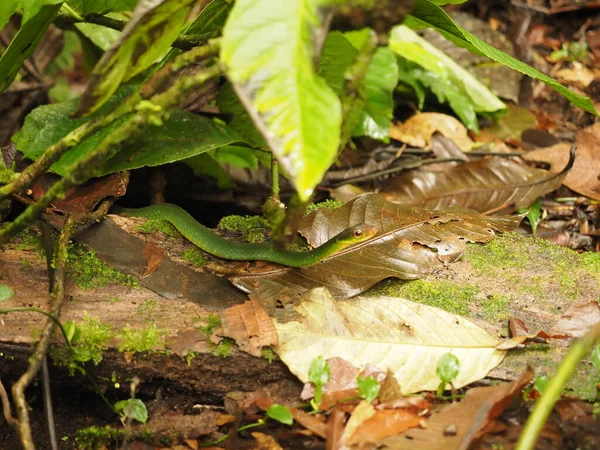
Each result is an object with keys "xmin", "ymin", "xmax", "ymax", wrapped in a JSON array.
[{"xmin": 338, "ymin": 223, "xmax": 379, "ymax": 246}]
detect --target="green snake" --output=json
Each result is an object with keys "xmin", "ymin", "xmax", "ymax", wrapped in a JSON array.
[{"xmin": 115, "ymin": 203, "xmax": 378, "ymax": 267}]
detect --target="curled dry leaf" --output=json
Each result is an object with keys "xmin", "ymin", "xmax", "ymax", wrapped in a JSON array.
[
  {"xmin": 379, "ymin": 367, "xmax": 535, "ymax": 450},
  {"xmin": 389, "ymin": 112, "xmax": 474, "ymax": 152},
  {"xmin": 524, "ymin": 123, "xmax": 600, "ymax": 200},
  {"xmin": 380, "ymin": 151, "xmax": 574, "ymax": 213},
  {"xmin": 273, "ymin": 288, "xmax": 506, "ymax": 394},
  {"xmin": 232, "ymin": 193, "xmax": 522, "ymax": 300}
]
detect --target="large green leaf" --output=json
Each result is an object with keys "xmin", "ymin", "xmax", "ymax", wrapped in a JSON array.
[
  {"xmin": 352, "ymin": 47, "xmax": 398, "ymax": 140},
  {"xmin": 318, "ymin": 31, "xmax": 358, "ymax": 96},
  {"xmin": 75, "ymin": 0, "xmax": 196, "ymax": 116},
  {"xmin": 67, "ymin": 0, "xmax": 138, "ymax": 14},
  {"xmin": 406, "ymin": 0, "xmax": 598, "ymax": 116},
  {"xmin": 0, "ymin": 0, "xmax": 20, "ymax": 30},
  {"xmin": 221, "ymin": 0, "xmax": 341, "ymax": 201},
  {"xmin": 216, "ymin": 82, "xmax": 267, "ymax": 149},
  {"xmin": 13, "ymin": 89, "xmax": 244, "ymax": 175},
  {"xmin": 0, "ymin": 3, "xmax": 62, "ymax": 94},
  {"xmin": 183, "ymin": 0, "xmax": 230, "ymax": 35},
  {"xmin": 390, "ymin": 25, "xmax": 506, "ymax": 131}
]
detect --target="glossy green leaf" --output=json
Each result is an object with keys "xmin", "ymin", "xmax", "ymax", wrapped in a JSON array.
[
  {"xmin": 13, "ymin": 88, "xmax": 244, "ymax": 175},
  {"xmin": 0, "ymin": 3, "xmax": 62, "ymax": 94},
  {"xmin": 266, "ymin": 404, "xmax": 293, "ymax": 425},
  {"xmin": 221, "ymin": 0, "xmax": 341, "ymax": 201},
  {"xmin": 75, "ymin": 0, "xmax": 196, "ymax": 116},
  {"xmin": 406, "ymin": 0, "xmax": 598, "ymax": 116},
  {"xmin": 74, "ymin": 22, "xmax": 122, "ymax": 52},
  {"xmin": 22, "ymin": 0, "xmax": 63, "ymax": 24},
  {"xmin": 183, "ymin": 0, "xmax": 230, "ymax": 35},
  {"xmin": 390, "ymin": 25, "xmax": 505, "ymax": 130},
  {"xmin": 353, "ymin": 47, "xmax": 398, "ymax": 140},
  {"xmin": 0, "ymin": 0, "xmax": 20, "ymax": 31},
  {"xmin": 114, "ymin": 398, "xmax": 148, "ymax": 423},
  {"xmin": 67, "ymin": 0, "xmax": 138, "ymax": 14},
  {"xmin": 0, "ymin": 284, "xmax": 15, "ymax": 302},
  {"xmin": 318, "ymin": 31, "xmax": 358, "ymax": 96},
  {"xmin": 213, "ymin": 146, "xmax": 259, "ymax": 169},
  {"xmin": 216, "ymin": 82, "xmax": 267, "ymax": 149}
]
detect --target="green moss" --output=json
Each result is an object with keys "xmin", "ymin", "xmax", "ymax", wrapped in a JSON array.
[
  {"xmin": 108, "ymin": 296, "xmax": 120, "ymax": 303},
  {"xmin": 465, "ymin": 233, "xmax": 531, "ymax": 273},
  {"xmin": 213, "ymin": 338, "xmax": 234, "ymax": 358},
  {"xmin": 368, "ymin": 279, "xmax": 477, "ymax": 316},
  {"xmin": 75, "ymin": 426, "xmax": 126, "ymax": 450},
  {"xmin": 199, "ymin": 314, "xmax": 220, "ymax": 336},
  {"xmin": 466, "ymin": 233, "xmax": 589, "ymax": 299},
  {"xmin": 50, "ymin": 315, "xmax": 112, "ymax": 375},
  {"xmin": 261, "ymin": 347, "xmax": 279, "ymax": 363},
  {"xmin": 184, "ymin": 350, "xmax": 197, "ymax": 366},
  {"xmin": 306, "ymin": 199, "xmax": 343, "ymax": 214},
  {"xmin": 581, "ymin": 252, "xmax": 600, "ymax": 282},
  {"xmin": 66, "ymin": 242, "xmax": 137, "ymax": 290},
  {"xmin": 20, "ymin": 258, "xmax": 29, "ymax": 267},
  {"xmin": 11, "ymin": 226, "xmax": 45, "ymax": 256},
  {"xmin": 181, "ymin": 247, "xmax": 207, "ymax": 267},
  {"xmin": 75, "ymin": 426, "xmax": 156, "ymax": 450},
  {"xmin": 480, "ymin": 294, "xmax": 510, "ymax": 322},
  {"xmin": 218, "ymin": 215, "xmax": 269, "ymax": 243},
  {"xmin": 136, "ymin": 218, "xmax": 180, "ymax": 238},
  {"xmin": 0, "ymin": 165, "xmax": 16, "ymax": 184},
  {"xmin": 137, "ymin": 299, "xmax": 158, "ymax": 317},
  {"xmin": 118, "ymin": 325, "xmax": 166, "ymax": 355}
]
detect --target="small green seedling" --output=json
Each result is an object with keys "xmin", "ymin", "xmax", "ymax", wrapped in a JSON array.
[
  {"xmin": 114, "ymin": 398, "xmax": 148, "ymax": 424},
  {"xmin": 0, "ymin": 284, "xmax": 14, "ymax": 302},
  {"xmin": 63, "ymin": 320, "xmax": 81, "ymax": 345},
  {"xmin": 436, "ymin": 353, "xmax": 460, "ymax": 397},
  {"xmin": 266, "ymin": 404, "xmax": 293, "ymax": 425},
  {"xmin": 533, "ymin": 375, "xmax": 550, "ymax": 396},
  {"xmin": 357, "ymin": 376, "xmax": 380, "ymax": 403},
  {"xmin": 518, "ymin": 198, "xmax": 542, "ymax": 236},
  {"xmin": 309, "ymin": 356, "xmax": 331, "ymax": 410},
  {"xmin": 550, "ymin": 41, "xmax": 589, "ymax": 62}
]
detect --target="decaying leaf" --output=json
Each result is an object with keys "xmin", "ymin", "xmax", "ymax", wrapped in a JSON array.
[
  {"xmin": 232, "ymin": 193, "xmax": 522, "ymax": 300},
  {"xmin": 344, "ymin": 401, "xmax": 424, "ymax": 446},
  {"xmin": 215, "ymin": 297, "xmax": 278, "ymax": 357},
  {"xmin": 380, "ymin": 152, "xmax": 573, "ymax": 213},
  {"xmin": 379, "ymin": 367, "xmax": 534, "ymax": 449},
  {"xmin": 549, "ymin": 301, "xmax": 600, "ymax": 338},
  {"xmin": 273, "ymin": 288, "xmax": 506, "ymax": 394},
  {"xmin": 389, "ymin": 112, "xmax": 474, "ymax": 152},
  {"xmin": 524, "ymin": 123, "xmax": 600, "ymax": 200}
]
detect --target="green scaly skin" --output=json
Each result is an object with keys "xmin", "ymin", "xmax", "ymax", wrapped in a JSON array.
[{"xmin": 115, "ymin": 203, "xmax": 377, "ymax": 267}]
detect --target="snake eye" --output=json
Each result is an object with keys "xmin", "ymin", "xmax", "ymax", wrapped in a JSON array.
[{"xmin": 353, "ymin": 229, "xmax": 363, "ymax": 238}]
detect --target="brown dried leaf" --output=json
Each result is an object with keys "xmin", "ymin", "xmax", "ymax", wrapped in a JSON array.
[
  {"xmin": 33, "ymin": 172, "xmax": 128, "ymax": 214},
  {"xmin": 141, "ymin": 242, "xmax": 165, "ymax": 278},
  {"xmin": 390, "ymin": 113, "xmax": 474, "ymax": 152},
  {"xmin": 250, "ymin": 432, "xmax": 284, "ymax": 450},
  {"xmin": 345, "ymin": 406, "xmax": 423, "ymax": 446},
  {"xmin": 379, "ymin": 367, "xmax": 534, "ymax": 450},
  {"xmin": 550, "ymin": 301, "xmax": 600, "ymax": 338},
  {"xmin": 232, "ymin": 193, "xmax": 523, "ymax": 299},
  {"xmin": 215, "ymin": 297, "xmax": 278, "ymax": 357},
  {"xmin": 525, "ymin": 124, "xmax": 600, "ymax": 200},
  {"xmin": 380, "ymin": 154, "xmax": 572, "ymax": 213}
]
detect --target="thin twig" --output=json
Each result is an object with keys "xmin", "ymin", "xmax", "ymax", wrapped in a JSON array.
[
  {"xmin": 0, "ymin": 379, "xmax": 17, "ymax": 427},
  {"xmin": 11, "ymin": 215, "xmax": 77, "ymax": 450}
]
